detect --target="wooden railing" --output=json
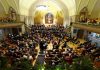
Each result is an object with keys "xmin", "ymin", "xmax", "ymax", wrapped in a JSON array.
[
  {"xmin": 72, "ymin": 22, "xmax": 100, "ymax": 34},
  {"xmin": 0, "ymin": 23, "xmax": 24, "ymax": 28}
]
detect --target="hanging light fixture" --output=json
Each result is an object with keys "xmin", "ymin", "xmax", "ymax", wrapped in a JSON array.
[{"xmin": 36, "ymin": 5, "xmax": 48, "ymax": 10}]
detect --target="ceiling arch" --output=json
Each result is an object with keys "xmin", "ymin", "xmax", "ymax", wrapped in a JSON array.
[
  {"xmin": 75, "ymin": 0, "xmax": 100, "ymax": 18},
  {"xmin": 90, "ymin": 0, "xmax": 100, "ymax": 18},
  {"xmin": 28, "ymin": 0, "xmax": 69, "ymax": 16},
  {"xmin": 0, "ymin": 0, "xmax": 8, "ymax": 13},
  {"xmin": 0, "ymin": 0, "xmax": 100, "ymax": 18},
  {"xmin": 61, "ymin": 0, "xmax": 76, "ymax": 16},
  {"xmin": 27, "ymin": 0, "xmax": 70, "ymax": 27},
  {"xmin": 0, "ymin": 0, "xmax": 19, "ymax": 14},
  {"xmin": 0, "ymin": 2, "xmax": 6, "ymax": 16},
  {"xmin": 19, "ymin": 0, "xmax": 76, "ymax": 16}
]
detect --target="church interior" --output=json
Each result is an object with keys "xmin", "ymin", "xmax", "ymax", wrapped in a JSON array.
[{"xmin": 0, "ymin": 0, "xmax": 100, "ymax": 70}]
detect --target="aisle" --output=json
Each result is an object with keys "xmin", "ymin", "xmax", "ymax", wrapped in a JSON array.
[
  {"xmin": 35, "ymin": 54, "xmax": 45, "ymax": 64},
  {"xmin": 34, "ymin": 42, "xmax": 53, "ymax": 66}
]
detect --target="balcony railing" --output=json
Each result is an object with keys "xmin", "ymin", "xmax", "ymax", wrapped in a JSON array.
[
  {"xmin": 73, "ymin": 22, "xmax": 100, "ymax": 26},
  {"xmin": 0, "ymin": 23, "xmax": 24, "ymax": 28},
  {"xmin": 72, "ymin": 22, "xmax": 100, "ymax": 34}
]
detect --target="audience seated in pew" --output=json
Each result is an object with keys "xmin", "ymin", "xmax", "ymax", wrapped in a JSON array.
[{"xmin": 0, "ymin": 24, "xmax": 100, "ymax": 68}]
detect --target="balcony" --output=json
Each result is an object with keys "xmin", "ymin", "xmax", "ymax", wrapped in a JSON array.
[
  {"xmin": 0, "ymin": 22, "xmax": 24, "ymax": 28},
  {"xmin": 72, "ymin": 22, "xmax": 100, "ymax": 34}
]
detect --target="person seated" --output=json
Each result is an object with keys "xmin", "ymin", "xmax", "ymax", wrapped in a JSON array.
[
  {"xmin": 62, "ymin": 41, "xmax": 67, "ymax": 49},
  {"xmin": 64, "ymin": 54, "xmax": 73, "ymax": 64}
]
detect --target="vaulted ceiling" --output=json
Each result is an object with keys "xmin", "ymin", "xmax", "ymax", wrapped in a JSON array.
[
  {"xmin": 75, "ymin": 0, "xmax": 100, "ymax": 18},
  {"xmin": 0, "ymin": 0, "xmax": 100, "ymax": 18}
]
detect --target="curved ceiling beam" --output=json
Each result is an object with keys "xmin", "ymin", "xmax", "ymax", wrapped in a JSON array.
[
  {"xmin": 0, "ymin": 0, "xmax": 7, "ymax": 13},
  {"xmin": 75, "ymin": 0, "xmax": 81, "ymax": 14},
  {"xmin": 82, "ymin": 0, "xmax": 97, "ymax": 15},
  {"xmin": 87, "ymin": 0, "xmax": 91, "ymax": 7},
  {"xmin": 61, "ymin": 0, "xmax": 76, "ymax": 16},
  {"xmin": 90, "ymin": 0, "xmax": 98, "ymax": 15},
  {"xmin": 6, "ymin": 0, "xmax": 11, "ymax": 13},
  {"xmin": 14, "ymin": 0, "xmax": 19, "ymax": 14},
  {"xmin": 3, "ymin": 0, "xmax": 9, "ymax": 13},
  {"xmin": 0, "ymin": 2, "xmax": 6, "ymax": 15},
  {"xmin": 86, "ymin": 0, "xmax": 91, "ymax": 15},
  {"xmin": 76, "ymin": 0, "xmax": 90, "ymax": 14},
  {"xmin": 72, "ymin": 0, "xmax": 77, "ymax": 14},
  {"xmin": 13, "ymin": 0, "xmax": 19, "ymax": 13},
  {"xmin": 19, "ymin": 0, "xmax": 37, "ymax": 15},
  {"xmin": 6, "ymin": 0, "xmax": 19, "ymax": 13}
]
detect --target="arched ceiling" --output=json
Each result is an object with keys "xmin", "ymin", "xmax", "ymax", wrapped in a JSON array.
[
  {"xmin": 29, "ymin": 1, "xmax": 64, "ymax": 16},
  {"xmin": 0, "ymin": 0, "xmax": 100, "ymax": 18},
  {"xmin": 0, "ymin": 0, "xmax": 19, "ymax": 14},
  {"xmin": 0, "ymin": 2, "xmax": 5, "ymax": 17},
  {"xmin": 75, "ymin": 0, "xmax": 100, "ymax": 18},
  {"xmin": 19, "ymin": 0, "xmax": 76, "ymax": 16},
  {"xmin": 28, "ymin": 0, "xmax": 69, "ymax": 18}
]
